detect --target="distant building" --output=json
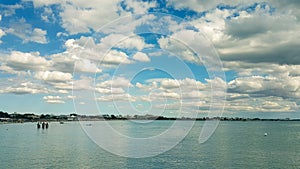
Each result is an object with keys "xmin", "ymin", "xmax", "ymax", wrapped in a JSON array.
[{"xmin": 67, "ymin": 115, "xmax": 77, "ymax": 121}]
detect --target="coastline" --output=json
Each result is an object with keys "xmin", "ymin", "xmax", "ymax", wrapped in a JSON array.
[
  {"xmin": 1, "ymin": 117, "xmax": 299, "ymax": 125},
  {"xmin": 1, "ymin": 110, "xmax": 299, "ymax": 124}
]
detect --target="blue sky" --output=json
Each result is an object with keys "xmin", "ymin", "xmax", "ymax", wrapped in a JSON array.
[{"xmin": 0, "ymin": 0, "xmax": 299, "ymax": 118}]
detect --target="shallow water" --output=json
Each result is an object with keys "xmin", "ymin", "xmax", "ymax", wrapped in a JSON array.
[{"xmin": 0, "ymin": 121, "xmax": 299, "ymax": 168}]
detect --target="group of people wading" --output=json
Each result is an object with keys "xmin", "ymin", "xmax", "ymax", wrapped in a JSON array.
[{"xmin": 37, "ymin": 121, "xmax": 49, "ymax": 129}]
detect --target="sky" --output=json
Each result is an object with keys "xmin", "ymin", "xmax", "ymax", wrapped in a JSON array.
[{"xmin": 0, "ymin": 0, "xmax": 299, "ymax": 118}]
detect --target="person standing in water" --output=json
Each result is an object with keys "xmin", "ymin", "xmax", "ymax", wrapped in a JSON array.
[
  {"xmin": 37, "ymin": 122, "xmax": 41, "ymax": 129},
  {"xmin": 42, "ymin": 122, "xmax": 45, "ymax": 129},
  {"xmin": 45, "ymin": 122, "xmax": 49, "ymax": 129}
]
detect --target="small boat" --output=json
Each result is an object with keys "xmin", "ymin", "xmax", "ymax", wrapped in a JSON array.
[
  {"xmin": 264, "ymin": 133, "xmax": 268, "ymax": 136},
  {"xmin": 59, "ymin": 121, "xmax": 64, "ymax": 124}
]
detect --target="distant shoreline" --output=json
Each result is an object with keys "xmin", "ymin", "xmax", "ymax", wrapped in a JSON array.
[
  {"xmin": 1, "ymin": 116, "xmax": 300, "ymax": 124},
  {"xmin": 1, "ymin": 110, "xmax": 299, "ymax": 123},
  {"xmin": 1, "ymin": 119, "xmax": 300, "ymax": 126}
]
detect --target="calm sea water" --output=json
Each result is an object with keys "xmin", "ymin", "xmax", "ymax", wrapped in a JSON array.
[{"xmin": 1, "ymin": 121, "xmax": 300, "ymax": 169}]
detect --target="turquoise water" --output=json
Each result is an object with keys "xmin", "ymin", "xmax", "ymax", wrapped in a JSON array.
[{"xmin": 1, "ymin": 121, "xmax": 300, "ymax": 168}]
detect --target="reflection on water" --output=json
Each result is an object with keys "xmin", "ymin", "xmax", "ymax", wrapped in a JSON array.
[{"xmin": 0, "ymin": 121, "xmax": 300, "ymax": 168}]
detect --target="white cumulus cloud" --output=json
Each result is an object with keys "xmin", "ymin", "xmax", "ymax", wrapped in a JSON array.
[
  {"xmin": 6, "ymin": 18, "xmax": 48, "ymax": 44},
  {"xmin": 132, "ymin": 52, "xmax": 150, "ymax": 62},
  {"xmin": 35, "ymin": 71, "xmax": 72, "ymax": 82},
  {"xmin": 43, "ymin": 95, "xmax": 65, "ymax": 104}
]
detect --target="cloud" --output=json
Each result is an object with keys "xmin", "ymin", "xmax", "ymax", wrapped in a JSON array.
[
  {"xmin": 43, "ymin": 83, "xmax": 69, "ymax": 91},
  {"xmin": 0, "ymin": 4, "xmax": 22, "ymax": 16},
  {"xmin": 57, "ymin": 90, "xmax": 69, "ymax": 94},
  {"xmin": 158, "ymin": 78, "xmax": 206, "ymax": 91},
  {"xmin": 31, "ymin": 28, "xmax": 48, "ymax": 43},
  {"xmin": 167, "ymin": 0, "xmax": 270, "ymax": 13},
  {"xmin": 271, "ymin": 0, "xmax": 300, "ymax": 19},
  {"xmin": 0, "ymin": 81, "xmax": 48, "ymax": 94},
  {"xmin": 118, "ymin": 36, "xmax": 151, "ymax": 51},
  {"xmin": 191, "ymin": 3, "xmax": 300, "ymax": 65},
  {"xmin": 69, "ymin": 72, "xmax": 299, "ymax": 114},
  {"xmin": 50, "ymin": 52, "xmax": 75, "ymax": 73},
  {"xmin": 60, "ymin": 0, "xmax": 122, "ymax": 34},
  {"xmin": 44, "ymin": 75, "xmax": 93, "ymax": 92},
  {"xmin": 102, "ymin": 50, "xmax": 132, "ymax": 65},
  {"xmin": 191, "ymin": 8, "xmax": 232, "ymax": 45},
  {"xmin": 98, "ymin": 34, "xmax": 149, "ymax": 52},
  {"xmin": 72, "ymin": 76, "xmax": 94, "ymax": 90},
  {"xmin": 160, "ymin": 79, "xmax": 180, "ymax": 89},
  {"xmin": 228, "ymin": 75, "xmax": 300, "ymax": 99},
  {"xmin": 2, "ymin": 86, "xmax": 45, "ymax": 95},
  {"xmin": 41, "ymin": 7, "xmax": 56, "ymax": 23},
  {"xmin": 220, "ymin": 5, "xmax": 300, "ymax": 64},
  {"xmin": 49, "ymin": 37, "xmax": 101, "ymax": 72},
  {"xmin": 181, "ymin": 90, "xmax": 206, "ymax": 100},
  {"xmin": 6, "ymin": 18, "xmax": 48, "ymax": 44},
  {"xmin": 158, "ymin": 30, "xmax": 203, "ymax": 65},
  {"xmin": 167, "ymin": 0, "xmax": 211, "ymax": 12},
  {"xmin": 0, "ymin": 28, "xmax": 5, "ymax": 43},
  {"xmin": 43, "ymin": 95, "xmax": 65, "ymax": 104},
  {"xmin": 97, "ymin": 93, "xmax": 136, "ymax": 102},
  {"xmin": 97, "ymin": 76, "xmax": 133, "ymax": 89},
  {"xmin": 2, "ymin": 51, "xmax": 51, "ymax": 73},
  {"xmin": 59, "ymin": 37, "xmax": 135, "ymax": 66},
  {"xmin": 223, "ymin": 62, "xmax": 300, "ymax": 77},
  {"xmin": 131, "ymin": 77, "xmax": 217, "ymax": 104},
  {"xmin": 24, "ymin": 0, "xmax": 62, "ymax": 7},
  {"xmin": 74, "ymin": 59, "xmax": 101, "ymax": 73},
  {"xmin": 0, "ymin": 30, "xmax": 4, "ymax": 38},
  {"xmin": 67, "ymin": 95, "xmax": 76, "ymax": 99},
  {"xmin": 132, "ymin": 52, "xmax": 150, "ymax": 62},
  {"xmin": 96, "ymin": 87, "xmax": 125, "ymax": 94},
  {"xmin": 35, "ymin": 71, "xmax": 72, "ymax": 82},
  {"xmin": 225, "ymin": 95, "xmax": 298, "ymax": 113},
  {"xmin": 150, "ymin": 91, "xmax": 181, "ymax": 100},
  {"xmin": 122, "ymin": 0, "xmax": 156, "ymax": 13},
  {"xmin": 0, "ymin": 0, "xmax": 299, "ymax": 115},
  {"xmin": 224, "ymin": 10, "xmax": 294, "ymax": 39},
  {"xmin": 27, "ymin": 0, "xmax": 157, "ymax": 34},
  {"xmin": 0, "ymin": 64, "xmax": 29, "ymax": 75},
  {"xmin": 222, "ymin": 62, "xmax": 300, "ymax": 109}
]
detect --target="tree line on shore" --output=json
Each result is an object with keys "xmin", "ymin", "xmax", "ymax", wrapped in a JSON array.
[{"xmin": 0, "ymin": 110, "xmax": 298, "ymax": 123}]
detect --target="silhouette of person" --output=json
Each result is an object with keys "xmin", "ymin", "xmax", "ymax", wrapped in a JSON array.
[
  {"xmin": 45, "ymin": 122, "xmax": 49, "ymax": 129},
  {"xmin": 42, "ymin": 122, "xmax": 45, "ymax": 129},
  {"xmin": 37, "ymin": 122, "xmax": 40, "ymax": 129}
]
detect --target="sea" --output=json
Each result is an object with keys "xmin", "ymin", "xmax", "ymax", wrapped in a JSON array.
[{"xmin": 1, "ymin": 120, "xmax": 300, "ymax": 169}]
